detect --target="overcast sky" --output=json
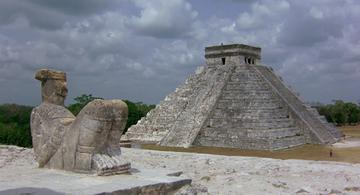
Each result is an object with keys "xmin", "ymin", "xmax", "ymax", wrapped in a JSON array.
[{"xmin": 0, "ymin": 0, "xmax": 359, "ymax": 106}]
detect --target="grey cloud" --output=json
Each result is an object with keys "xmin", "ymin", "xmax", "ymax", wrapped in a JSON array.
[
  {"xmin": 0, "ymin": 0, "xmax": 71, "ymax": 30},
  {"xmin": 129, "ymin": 0, "xmax": 198, "ymax": 38},
  {"xmin": 236, "ymin": 0, "xmax": 289, "ymax": 30},
  {"xmin": 0, "ymin": 0, "xmax": 125, "ymax": 30},
  {"xmin": 28, "ymin": 0, "xmax": 124, "ymax": 16},
  {"xmin": 0, "ymin": 0, "xmax": 359, "ymax": 106},
  {"xmin": 278, "ymin": 8, "xmax": 344, "ymax": 47}
]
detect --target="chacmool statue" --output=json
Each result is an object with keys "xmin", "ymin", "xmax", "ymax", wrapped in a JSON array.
[{"xmin": 30, "ymin": 69, "xmax": 130, "ymax": 175}]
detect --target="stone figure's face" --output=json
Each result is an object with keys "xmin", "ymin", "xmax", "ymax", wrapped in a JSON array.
[
  {"xmin": 42, "ymin": 79, "xmax": 68, "ymax": 106},
  {"xmin": 54, "ymin": 80, "xmax": 68, "ymax": 104}
]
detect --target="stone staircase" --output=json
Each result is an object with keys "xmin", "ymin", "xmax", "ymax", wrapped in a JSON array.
[
  {"xmin": 305, "ymin": 106, "xmax": 343, "ymax": 139},
  {"xmin": 193, "ymin": 65, "xmax": 306, "ymax": 150},
  {"xmin": 124, "ymin": 65, "xmax": 233, "ymax": 145},
  {"xmin": 252, "ymin": 65, "xmax": 341, "ymax": 144},
  {"xmin": 159, "ymin": 65, "xmax": 234, "ymax": 147},
  {"xmin": 123, "ymin": 66, "xmax": 214, "ymax": 143}
]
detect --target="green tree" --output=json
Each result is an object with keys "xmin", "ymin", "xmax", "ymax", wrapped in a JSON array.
[
  {"xmin": 67, "ymin": 94, "xmax": 103, "ymax": 115},
  {"xmin": 67, "ymin": 94, "xmax": 155, "ymax": 133},
  {"xmin": 344, "ymin": 102, "xmax": 360, "ymax": 124},
  {"xmin": 331, "ymin": 100, "xmax": 348, "ymax": 124},
  {"xmin": 318, "ymin": 104, "xmax": 333, "ymax": 123},
  {"xmin": 316, "ymin": 100, "xmax": 360, "ymax": 125},
  {"xmin": 123, "ymin": 100, "xmax": 155, "ymax": 133},
  {"xmin": 0, "ymin": 104, "xmax": 33, "ymax": 147}
]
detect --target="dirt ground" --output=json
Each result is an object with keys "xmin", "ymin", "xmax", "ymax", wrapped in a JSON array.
[
  {"xmin": 340, "ymin": 125, "xmax": 360, "ymax": 138},
  {"xmin": 137, "ymin": 125, "xmax": 360, "ymax": 164}
]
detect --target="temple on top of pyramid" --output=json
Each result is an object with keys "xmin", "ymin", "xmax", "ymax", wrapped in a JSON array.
[
  {"xmin": 122, "ymin": 43, "xmax": 342, "ymax": 150},
  {"xmin": 205, "ymin": 43, "xmax": 261, "ymax": 66}
]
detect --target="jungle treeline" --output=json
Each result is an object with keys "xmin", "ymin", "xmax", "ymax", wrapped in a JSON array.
[
  {"xmin": 0, "ymin": 96, "xmax": 359, "ymax": 148},
  {"xmin": 316, "ymin": 100, "xmax": 360, "ymax": 126}
]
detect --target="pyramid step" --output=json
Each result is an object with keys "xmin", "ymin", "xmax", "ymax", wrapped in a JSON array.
[
  {"xmin": 209, "ymin": 117, "xmax": 293, "ymax": 124},
  {"xmin": 229, "ymin": 74, "xmax": 262, "ymax": 79},
  {"xmin": 152, "ymin": 116, "xmax": 178, "ymax": 125},
  {"xmin": 200, "ymin": 126, "xmax": 299, "ymax": 138},
  {"xmin": 216, "ymin": 101, "xmax": 282, "ymax": 109},
  {"xmin": 225, "ymin": 86, "xmax": 270, "ymax": 91},
  {"xmin": 214, "ymin": 106, "xmax": 288, "ymax": 112},
  {"xmin": 222, "ymin": 90, "xmax": 274, "ymax": 96},
  {"xmin": 217, "ymin": 99, "xmax": 281, "ymax": 105},
  {"xmin": 231, "ymin": 72, "xmax": 260, "ymax": 76},
  {"xmin": 209, "ymin": 118, "xmax": 294, "ymax": 129},
  {"xmin": 233, "ymin": 69, "xmax": 252, "ymax": 73},
  {"xmin": 221, "ymin": 93, "xmax": 276, "ymax": 99},
  {"xmin": 268, "ymin": 135, "xmax": 306, "ymax": 150},
  {"xmin": 246, "ymin": 127, "xmax": 302, "ymax": 139},
  {"xmin": 212, "ymin": 112, "xmax": 289, "ymax": 120},
  {"xmin": 242, "ymin": 122, "xmax": 294, "ymax": 129},
  {"xmin": 307, "ymin": 107, "xmax": 319, "ymax": 115},
  {"xmin": 230, "ymin": 77, "xmax": 263, "ymax": 82},
  {"xmin": 227, "ymin": 81, "xmax": 266, "ymax": 85},
  {"xmin": 216, "ymin": 104, "xmax": 285, "ymax": 110},
  {"xmin": 225, "ymin": 84, "xmax": 270, "ymax": 90},
  {"xmin": 318, "ymin": 116, "xmax": 327, "ymax": 122},
  {"xmin": 212, "ymin": 109, "xmax": 289, "ymax": 119},
  {"xmin": 225, "ymin": 82, "xmax": 266, "ymax": 86},
  {"xmin": 194, "ymin": 133, "xmax": 305, "ymax": 150},
  {"xmin": 218, "ymin": 96, "xmax": 277, "ymax": 101},
  {"xmin": 322, "ymin": 122, "xmax": 343, "ymax": 138}
]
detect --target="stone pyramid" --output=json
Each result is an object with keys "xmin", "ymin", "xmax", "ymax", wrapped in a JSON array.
[{"xmin": 123, "ymin": 43, "xmax": 342, "ymax": 150}]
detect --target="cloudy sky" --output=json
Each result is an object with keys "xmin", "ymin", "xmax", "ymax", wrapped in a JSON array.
[{"xmin": 0, "ymin": 0, "xmax": 359, "ymax": 106}]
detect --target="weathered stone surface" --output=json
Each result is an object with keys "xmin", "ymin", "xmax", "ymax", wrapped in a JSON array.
[
  {"xmin": 123, "ymin": 43, "xmax": 342, "ymax": 150},
  {"xmin": 2, "ymin": 145, "xmax": 360, "ymax": 195},
  {"xmin": 31, "ymin": 69, "xmax": 130, "ymax": 175},
  {"xmin": 0, "ymin": 146, "xmax": 191, "ymax": 195},
  {"xmin": 35, "ymin": 69, "xmax": 68, "ymax": 106}
]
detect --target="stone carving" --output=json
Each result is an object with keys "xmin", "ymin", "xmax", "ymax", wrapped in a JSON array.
[
  {"xmin": 31, "ymin": 69, "xmax": 130, "ymax": 175},
  {"xmin": 123, "ymin": 43, "xmax": 342, "ymax": 150}
]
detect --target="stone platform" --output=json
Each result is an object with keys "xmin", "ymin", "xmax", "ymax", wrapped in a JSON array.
[
  {"xmin": 2, "ymin": 146, "xmax": 360, "ymax": 194},
  {"xmin": 0, "ymin": 146, "xmax": 191, "ymax": 195}
]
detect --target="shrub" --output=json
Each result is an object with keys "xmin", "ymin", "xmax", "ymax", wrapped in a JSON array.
[
  {"xmin": 316, "ymin": 100, "xmax": 360, "ymax": 125},
  {"xmin": 0, "ymin": 104, "xmax": 33, "ymax": 147}
]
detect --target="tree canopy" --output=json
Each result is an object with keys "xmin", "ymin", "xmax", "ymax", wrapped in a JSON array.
[
  {"xmin": 67, "ymin": 94, "xmax": 103, "ymax": 115},
  {"xmin": 0, "ymin": 104, "xmax": 33, "ymax": 147},
  {"xmin": 317, "ymin": 100, "xmax": 360, "ymax": 125},
  {"xmin": 1, "ymin": 95, "xmax": 358, "ymax": 148}
]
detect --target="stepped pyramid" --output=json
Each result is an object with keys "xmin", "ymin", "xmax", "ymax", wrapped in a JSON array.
[{"xmin": 123, "ymin": 43, "xmax": 342, "ymax": 150}]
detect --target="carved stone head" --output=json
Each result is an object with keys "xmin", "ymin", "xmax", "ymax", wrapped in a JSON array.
[{"xmin": 35, "ymin": 69, "xmax": 67, "ymax": 106}]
